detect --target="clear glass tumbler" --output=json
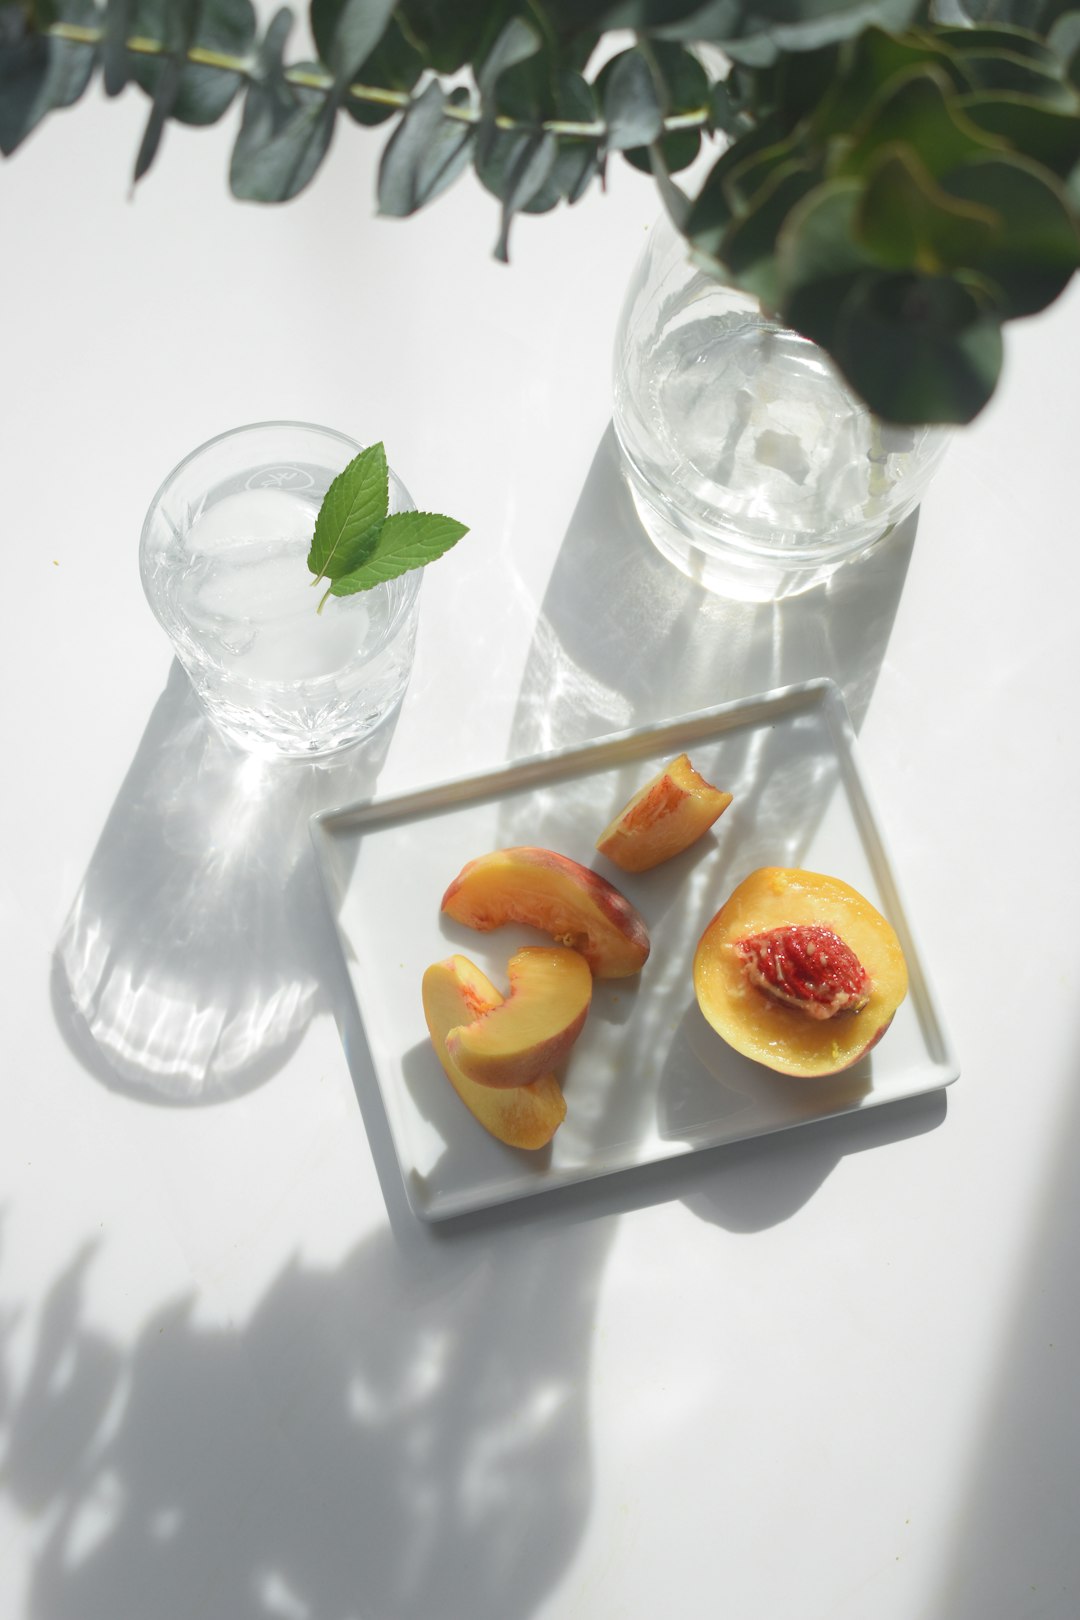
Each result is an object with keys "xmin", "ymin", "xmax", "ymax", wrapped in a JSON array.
[
  {"xmin": 140, "ymin": 421, "xmax": 422, "ymax": 756},
  {"xmin": 612, "ymin": 217, "xmax": 950, "ymax": 601}
]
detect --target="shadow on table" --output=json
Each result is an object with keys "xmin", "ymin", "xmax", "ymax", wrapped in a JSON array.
[
  {"xmin": 0, "ymin": 1202, "xmax": 605, "ymax": 1620},
  {"xmin": 501, "ymin": 425, "xmax": 946, "ymax": 1234},
  {"xmin": 510, "ymin": 424, "xmax": 919, "ymax": 755},
  {"xmin": 52, "ymin": 661, "xmax": 394, "ymax": 1106},
  {"xmin": 927, "ymin": 1032, "xmax": 1080, "ymax": 1620}
]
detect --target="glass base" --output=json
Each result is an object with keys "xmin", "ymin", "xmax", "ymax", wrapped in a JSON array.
[
  {"xmin": 618, "ymin": 443, "xmax": 893, "ymax": 604},
  {"xmin": 611, "ymin": 219, "xmax": 949, "ymax": 601}
]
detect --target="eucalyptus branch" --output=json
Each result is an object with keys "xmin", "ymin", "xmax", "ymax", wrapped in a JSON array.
[
  {"xmin": 42, "ymin": 20, "xmax": 709, "ymax": 138},
  {"xmin": 7, "ymin": 0, "xmax": 1080, "ymax": 426}
]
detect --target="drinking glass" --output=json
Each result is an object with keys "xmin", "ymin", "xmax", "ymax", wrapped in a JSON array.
[{"xmin": 140, "ymin": 421, "xmax": 422, "ymax": 756}]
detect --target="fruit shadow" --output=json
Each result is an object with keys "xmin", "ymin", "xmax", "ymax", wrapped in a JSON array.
[{"xmin": 51, "ymin": 660, "xmax": 395, "ymax": 1106}]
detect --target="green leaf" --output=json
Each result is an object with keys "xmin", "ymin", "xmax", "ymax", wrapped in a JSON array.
[
  {"xmin": 599, "ymin": 47, "xmax": 663, "ymax": 150},
  {"xmin": 811, "ymin": 26, "xmax": 971, "ymax": 143},
  {"xmin": 130, "ymin": 0, "xmax": 198, "ymax": 179},
  {"xmin": 832, "ymin": 270, "xmax": 1004, "ymax": 424},
  {"xmin": 494, "ymin": 129, "xmax": 557, "ymax": 260},
  {"xmin": 0, "ymin": 7, "xmax": 46, "ymax": 156},
  {"xmin": 625, "ymin": 128, "xmax": 700, "ymax": 174},
  {"xmin": 396, "ymin": 0, "xmax": 516, "ymax": 76},
  {"xmin": 230, "ymin": 12, "xmax": 335, "ymax": 203},
  {"xmin": 855, "ymin": 144, "xmax": 1000, "ymax": 272},
  {"xmin": 103, "ymin": 0, "xmax": 132, "ymax": 97},
  {"xmin": 835, "ymin": 64, "xmax": 1008, "ymax": 181},
  {"xmin": 330, "ymin": 510, "xmax": 468, "ymax": 595},
  {"xmin": 956, "ymin": 91, "xmax": 1080, "ymax": 176},
  {"xmin": 309, "ymin": 0, "xmax": 396, "ymax": 87},
  {"xmin": 940, "ymin": 150, "xmax": 1080, "ymax": 313},
  {"xmin": 0, "ymin": 0, "xmax": 97, "ymax": 155},
  {"xmin": 308, "ymin": 441, "xmax": 389, "ymax": 584},
  {"xmin": 377, "ymin": 81, "xmax": 473, "ymax": 216},
  {"xmin": 682, "ymin": 115, "xmax": 786, "ymax": 257},
  {"xmin": 719, "ymin": 162, "xmax": 822, "ymax": 307},
  {"xmin": 477, "ymin": 15, "xmax": 542, "ymax": 108},
  {"xmin": 131, "ymin": 0, "xmax": 256, "ymax": 129},
  {"xmin": 336, "ymin": 17, "xmax": 424, "ymax": 126}
]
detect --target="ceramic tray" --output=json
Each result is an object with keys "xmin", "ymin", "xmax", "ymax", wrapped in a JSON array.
[{"xmin": 311, "ymin": 679, "xmax": 958, "ymax": 1220}]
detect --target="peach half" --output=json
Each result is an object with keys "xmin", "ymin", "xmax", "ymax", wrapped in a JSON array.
[
  {"xmin": 693, "ymin": 867, "xmax": 908, "ymax": 1078},
  {"xmin": 446, "ymin": 946, "xmax": 592, "ymax": 1088},
  {"xmin": 441, "ymin": 847, "xmax": 649, "ymax": 978},
  {"xmin": 422, "ymin": 955, "xmax": 566, "ymax": 1150},
  {"xmin": 596, "ymin": 753, "xmax": 733, "ymax": 873}
]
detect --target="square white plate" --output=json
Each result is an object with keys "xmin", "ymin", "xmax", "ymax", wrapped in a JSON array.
[{"xmin": 311, "ymin": 679, "xmax": 958, "ymax": 1220}]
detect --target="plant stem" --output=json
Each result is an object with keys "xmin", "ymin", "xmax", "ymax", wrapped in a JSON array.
[{"xmin": 44, "ymin": 22, "xmax": 710, "ymax": 136}]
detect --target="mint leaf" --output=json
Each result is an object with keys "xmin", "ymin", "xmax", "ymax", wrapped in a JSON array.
[
  {"xmin": 330, "ymin": 510, "xmax": 469, "ymax": 596},
  {"xmin": 307, "ymin": 441, "xmax": 389, "ymax": 584}
]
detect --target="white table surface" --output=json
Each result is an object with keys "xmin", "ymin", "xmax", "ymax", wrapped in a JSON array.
[{"xmin": 3, "ymin": 77, "xmax": 1079, "ymax": 1620}]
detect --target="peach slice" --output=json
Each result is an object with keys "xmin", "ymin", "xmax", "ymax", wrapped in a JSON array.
[
  {"xmin": 446, "ymin": 946, "xmax": 592, "ymax": 1088},
  {"xmin": 441, "ymin": 847, "xmax": 649, "ymax": 978},
  {"xmin": 596, "ymin": 753, "xmax": 733, "ymax": 873},
  {"xmin": 693, "ymin": 867, "xmax": 908, "ymax": 1077},
  {"xmin": 422, "ymin": 955, "xmax": 566, "ymax": 1149}
]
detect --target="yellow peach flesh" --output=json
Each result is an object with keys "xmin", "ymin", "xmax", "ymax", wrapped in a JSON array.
[
  {"xmin": 422, "ymin": 956, "xmax": 566, "ymax": 1149},
  {"xmin": 446, "ymin": 947, "xmax": 592, "ymax": 1088},
  {"xmin": 693, "ymin": 867, "xmax": 908, "ymax": 1077},
  {"xmin": 596, "ymin": 754, "xmax": 733, "ymax": 873}
]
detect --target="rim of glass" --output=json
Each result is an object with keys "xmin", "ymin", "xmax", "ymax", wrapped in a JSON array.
[{"xmin": 140, "ymin": 419, "xmax": 421, "ymax": 617}]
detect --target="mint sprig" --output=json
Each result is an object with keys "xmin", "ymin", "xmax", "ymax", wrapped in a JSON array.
[{"xmin": 307, "ymin": 440, "xmax": 468, "ymax": 611}]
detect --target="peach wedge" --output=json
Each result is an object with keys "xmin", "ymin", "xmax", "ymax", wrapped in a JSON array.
[
  {"xmin": 422, "ymin": 955, "xmax": 567, "ymax": 1150},
  {"xmin": 441, "ymin": 847, "xmax": 649, "ymax": 978},
  {"xmin": 447, "ymin": 946, "xmax": 592, "ymax": 1088},
  {"xmin": 693, "ymin": 867, "xmax": 908, "ymax": 1078},
  {"xmin": 596, "ymin": 753, "xmax": 733, "ymax": 873}
]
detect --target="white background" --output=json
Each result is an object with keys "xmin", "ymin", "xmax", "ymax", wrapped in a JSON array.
[{"xmin": 2, "ymin": 51, "xmax": 1079, "ymax": 1620}]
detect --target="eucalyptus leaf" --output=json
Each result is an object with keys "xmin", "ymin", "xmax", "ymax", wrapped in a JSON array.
[
  {"xmin": 308, "ymin": 441, "xmax": 389, "ymax": 584},
  {"xmin": 625, "ymin": 127, "xmax": 700, "ymax": 174},
  {"xmin": 957, "ymin": 91, "xmax": 1080, "ymax": 175},
  {"xmin": 226, "ymin": 5, "xmax": 336, "ymax": 200},
  {"xmin": 0, "ymin": 6, "xmax": 49, "ymax": 155},
  {"xmin": 131, "ymin": 0, "xmax": 255, "ymax": 129},
  {"xmin": 378, "ymin": 81, "xmax": 473, "ymax": 216},
  {"xmin": 310, "ymin": 0, "xmax": 397, "ymax": 87},
  {"xmin": 494, "ymin": 129, "xmax": 557, "ymax": 260},
  {"xmin": 0, "ymin": 0, "xmax": 97, "ymax": 154},
  {"xmin": 720, "ymin": 163, "xmax": 823, "ymax": 306},
  {"xmin": 338, "ymin": 17, "xmax": 424, "ymax": 126},
  {"xmin": 477, "ymin": 15, "xmax": 541, "ymax": 108},
  {"xmin": 940, "ymin": 150, "xmax": 1080, "ymax": 314},
  {"xmin": 855, "ymin": 145, "xmax": 1000, "ymax": 271},
  {"xmin": 330, "ymin": 510, "xmax": 469, "ymax": 594},
  {"xmin": 103, "ymin": 0, "xmax": 133, "ymax": 97},
  {"xmin": 832, "ymin": 270, "xmax": 1004, "ymax": 424},
  {"xmin": 835, "ymin": 65, "xmax": 1007, "ymax": 181},
  {"xmin": 600, "ymin": 47, "xmax": 663, "ymax": 150}
]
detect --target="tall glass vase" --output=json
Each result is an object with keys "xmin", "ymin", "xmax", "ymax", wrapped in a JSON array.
[{"xmin": 612, "ymin": 217, "xmax": 950, "ymax": 602}]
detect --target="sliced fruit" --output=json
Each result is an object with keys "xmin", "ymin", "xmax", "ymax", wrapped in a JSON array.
[
  {"xmin": 446, "ymin": 946, "xmax": 592, "ymax": 1088},
  {"xmin": 596, "ymin": 753, "xmax": 733, "ymax": 873},
  {"xmin": 693, "ymin": 867, "xmax": 908, "ymax": 1077},
  {"xmin": 422, "ymin": 955, "xmax": 566, "ymax": 1150},
  {"xmin": 441, "ymin": 847, "xmax": 649, "ymax": 978}
]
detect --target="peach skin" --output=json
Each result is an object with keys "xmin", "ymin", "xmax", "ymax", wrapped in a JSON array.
[{"xmin": 441, "ymin": 847, "xmax": 649, "ymax": 978}]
